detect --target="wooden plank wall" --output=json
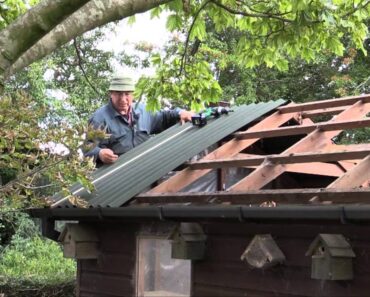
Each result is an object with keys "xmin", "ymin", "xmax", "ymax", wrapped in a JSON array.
[
  {"xmin": 193, "ymin": 222, "xmax": 370, "ymax": 297},
  {"xmin": 75, "ymin": 220, "xmax": 370, "ymax": 297},
  {"xmin": 77, "ymin": 223, "xmax": 139, "ymax": 297}
]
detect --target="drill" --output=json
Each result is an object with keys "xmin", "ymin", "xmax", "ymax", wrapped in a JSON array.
[{"xmin": 191, "ymin": 107, "xmax": 232, "ymax": 127}]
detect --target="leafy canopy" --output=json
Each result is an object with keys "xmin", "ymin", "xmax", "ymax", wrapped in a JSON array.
[
  {"xmin": 136, "ymin": 0, "xmax": 370, "ymax": 110},
  {"xmin": 0, "ymin": 0, "xmax": 39, "ymax": 29}
]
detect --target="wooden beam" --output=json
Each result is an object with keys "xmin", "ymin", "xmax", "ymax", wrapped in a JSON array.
[
  {"xmin": 136, "ymin": 188, "xmax": 370, "ymax": 205},
  {"xmin": 148, "ymin": 110, "xmax": 297, "ymax": 194},
  {"xmin": 327, "ymin": 155, "xmax": 370, "ymax": 188},
  {"xmin": 235, "ymin": 118, "xmax": 370, "ymax": 140},
  {"xmin": 278, "ymin": 94, "xmax": 370, "ymax": 114},
  {"xmin": 286, "ymin": 163, "xmax": 343, "ymax": 177},
  {"xmin": 229, "ymin": 101, "xmax": 370, "ymax": 191},
  {"xmin": 235, "ymin": 162, "xmax": 344, "ymax": 177},
  {"xmin": 337, "ymin": 161, "xmax": 356, "ymax": 171},
  {"xmin": 302, "ymin": 106, "xmax": 348, "ymax": 118},
  {"xmin": 189, "ymin": 150, "xmax": 370, "ymax": 169},
  {"xmin": 323, "ymin": 143, "xmax": 370, "ymax": 152}
]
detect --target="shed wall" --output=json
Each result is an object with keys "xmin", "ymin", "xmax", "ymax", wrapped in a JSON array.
[
  {"xmin": 76, "ymin": 221, "xmax": 370, "ymax": 297},
  {"xmin": 193, "ymin": 222, "xmax": 370, "ymax": 297},
  {"xmin": 77, "ymin": 223, "xmax": 139, "ymax": 297}
]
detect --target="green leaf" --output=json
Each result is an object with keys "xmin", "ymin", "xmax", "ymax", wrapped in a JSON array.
[
  {"xmin": 151, "ymin": 54, "xmax": 161, "ymax": 66},
  {"xmin": 190, "ymin": 19, "xmax": 206, "ymax": 41},
  {"xmin": 150, "ymin": 6, "xmax": 163, "ymax": 18},
  {"xmin": 127, "ymin": 15, "xmax": 136, "ymax": 25},
  {"xmin": 275, "ymin": 59, "xmax": 289, "ymax": 72},
  {"xmin": 166, "ymin": 0, "xmax": 183, "ymax": 12},
  {"xmin": 166, "ymin": 14, "xmax": 182, "ymax": 31}
]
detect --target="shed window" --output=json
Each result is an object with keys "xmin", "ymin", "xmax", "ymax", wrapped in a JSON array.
[{"xmin": 137, "ymin": 237, "xmax": 191, "ymax": 297}]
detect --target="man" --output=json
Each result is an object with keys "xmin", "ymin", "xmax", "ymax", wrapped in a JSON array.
[{"xmin": 86, "ymin": 73, "xmax": 193, "ymax": 165}]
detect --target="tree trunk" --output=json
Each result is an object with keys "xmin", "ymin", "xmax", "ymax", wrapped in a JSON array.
[
  {"xmin": 0, "ymin": 0, "xmax": 90, "ymax": 86},
  {"xmin": 0, "ymin": 0, "xmax": 171, "ymax": 90}
]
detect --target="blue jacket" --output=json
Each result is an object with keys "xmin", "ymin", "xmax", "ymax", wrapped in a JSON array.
[{"xmin": 85, "ymin": 100, "xmax": 181, "ymax": 163}]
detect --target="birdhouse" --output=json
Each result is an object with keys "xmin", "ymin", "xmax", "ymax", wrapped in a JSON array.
[
  {"xmin": 169, "ymin": 223, "xmax": 207, "ymax": 260},
  {"xmin": 241, "ymin": 234, "xmax": 285, "ymax": 269},
  {"xmin": 305, "ymin": 234, "xmax": 355, "ymax": 280},
  {"xmin": 58, "ymin": 223, "xmax": 99, "ymax": 259}
]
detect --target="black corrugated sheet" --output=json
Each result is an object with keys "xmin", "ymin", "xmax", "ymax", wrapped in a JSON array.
[{"xmin": 51, "ymin": 100, "xmax": 285, "ymax": 208}]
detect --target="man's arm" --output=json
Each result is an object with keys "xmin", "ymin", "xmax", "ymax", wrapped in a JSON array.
[
  {"xmin": 84, "ymin": 117, "xmax": 118, "ymax": 164},
  {"xmin": 150, "ymin": 108, "xmax": 194, "ymax": 134}
]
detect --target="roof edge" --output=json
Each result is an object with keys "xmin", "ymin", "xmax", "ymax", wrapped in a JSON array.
[{"xmin": 29, "ymin": 205, "xmax": 370, "ymax": 223}]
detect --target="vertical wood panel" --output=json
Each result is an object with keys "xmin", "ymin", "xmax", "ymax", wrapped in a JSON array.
[
  {"xmin": 79, "ymin": 223, "xmax": 138, "ymax": 297},
  {"xmin": 193, "ymin": 222, "xmax": 370, "ymax": 297}
]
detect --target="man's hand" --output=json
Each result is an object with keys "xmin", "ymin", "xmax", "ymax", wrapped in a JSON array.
[
  {"xmin": 99, "ymin": 148, "xmax": 118, "ymax": 164},
  {"xmin": 179, "ymin": 110, "xmax": 195, "ymax": 125}
]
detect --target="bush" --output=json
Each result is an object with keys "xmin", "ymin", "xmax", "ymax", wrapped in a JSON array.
[
  {"xmin": 0, "ymin": 213, "xmax": 76, "ymax": 297},
  {"xmin": 0, "ymin": 211, "xmax": 39, "ymax": 248}
]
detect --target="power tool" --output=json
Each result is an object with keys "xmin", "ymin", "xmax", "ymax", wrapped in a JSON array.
[{"xmin": 191, "ymin": 107, "xmax": 233, "ymax": 127}]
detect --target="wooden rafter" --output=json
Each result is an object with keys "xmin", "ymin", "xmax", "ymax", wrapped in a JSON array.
[
  {"xmin": 235, "ymin": 118, "xmax": 370, "ymax": 140},
  {"xmin": 324, "ymin": 143, "xmax": 370, "ymax": 152},
  {"xmin": 285, "ymin": 163, "xmax": 344, "ymax": 177},
  {"xmin": 302, "ymin": 106, "xmax": 348, "ymax": 118},
  {"xmin": 189, "ymin": 150, "xmax": 370, "ymax": 169},
  {"xmin": 142, "ymin": 96, "xmax": 370, "ymax": 207},
  {"xmin": 229, "ymin": 101, "xmax": 370, "ymax": 191},
  {"xmin": 278, "ymin": 94, "xmax": 370, "ymax": 113},
  {"xmin": 137, "ymin": 188, "xmax": 370, "ymax": 205},
  {"xmin": 148, "ymin": 109, "xmax": 297, "ymax": 194},
  {"xmin": 236, "ymin": 156, "xmax": 345, "ymax": 177},
  {"xmin": 327, "ymin": 155, "xmax": 370, "ymax": 188}
]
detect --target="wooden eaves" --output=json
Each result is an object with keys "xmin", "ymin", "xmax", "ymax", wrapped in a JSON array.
[{"xmin": 137, "ymin": 94, "xmax": 370, "ymax": 206}]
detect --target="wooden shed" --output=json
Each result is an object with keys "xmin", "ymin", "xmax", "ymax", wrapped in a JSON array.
[{"xmin": 30, "ymin": 94, "xmax": 370, "ymax": 297}]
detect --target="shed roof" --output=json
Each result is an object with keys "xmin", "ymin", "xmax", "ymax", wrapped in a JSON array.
[
  {"xmin": 31, "ymin": 94, "xmax": 370, "ymax": 222},
  {"xmin": 50, "ymin": 100, "xmax": 285, "ymax": 208}
]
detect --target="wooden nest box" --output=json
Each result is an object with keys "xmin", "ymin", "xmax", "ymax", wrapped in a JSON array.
[
  {"xmin": 241, "ymin": 234, "xmax": 286, "ymax": 269},
  {"xmin": 58, "ymin": 223, "xmax": 99, "ymax": 259},
  {"xmin": 169, "ymin": 222, "xmax": 207, "ymax": 260},
  {"xmin": 306, "ymin": 234, "xmax": 355, "ymax": 281}
]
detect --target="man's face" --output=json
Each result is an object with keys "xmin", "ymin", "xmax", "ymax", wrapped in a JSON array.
[{"xmin": 110, "ymin": 91, "xmax": 133, "ymax": 115}]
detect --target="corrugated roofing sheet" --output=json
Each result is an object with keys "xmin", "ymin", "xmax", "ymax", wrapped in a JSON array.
[{"xmin": 51, "ymin": 100, "xmax": 285, "ymax": 208}]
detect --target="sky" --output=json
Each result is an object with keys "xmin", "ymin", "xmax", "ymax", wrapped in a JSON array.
[{"xmin": 98, "ymin": 11, "xmax": 171, "ymax": 79}]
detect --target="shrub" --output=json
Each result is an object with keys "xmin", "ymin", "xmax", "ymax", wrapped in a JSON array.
[{"xmin": 0, "ymin": 213, "xmax": 76, "ymax": 297}]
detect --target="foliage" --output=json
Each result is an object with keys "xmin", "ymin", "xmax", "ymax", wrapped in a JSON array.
[
  {"xmin": 0, "ymin": 91, "xmax": 98, "ymax": 209},
  {"xmin": 1, "ymin": 24, "xmax": 142, "ymax": 210},
  {"xmin": 47, "ymin": 30, "xmax": 114, "ymax": 121},
  {"xmin": 2, "ymin": 0, "xmax": 370, "ymax": 107},
  {"xmin": 135, "ymin": 49, "xmax": 222, "ymax": 111},
  {"xmin": 0, "ymin": 209, "xmax": 38, "ymax": 247},
  {"xmin": 130, "ymin": 0, "xmax": 370, "ymax": 108},
  {"xmin": 0, "ymin": 213, "xmax": 75, "ymax": 297},
  {"xmin": 5, "ymin": 29, "xmax": 113, "ymax": 123},
  {"xmin": 5, "ymin": 24, "xmax": 147, "ymax": 123},
  {"xmin": 0, "ymin": 0, "xmax": 39, "ymax": 29},
  {"xmin": 0, "ymin": 236, "xmax": 75, "ymax": 283}
]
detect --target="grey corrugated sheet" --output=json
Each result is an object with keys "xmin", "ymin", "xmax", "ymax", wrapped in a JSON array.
[{"xmin": 52, "ymin": 100, "xmax": 285, "ymax": 208}]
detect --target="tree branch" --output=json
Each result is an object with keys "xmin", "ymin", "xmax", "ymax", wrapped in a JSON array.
[
  {"xmin": 355, "ymin": 75, "xmax": 370, "ymax": 91},
  {"xmin": 246, "ymin": 3, "xmax": 292, "ymax": 17},
  {"xmin": 0, "ymin": 158, "xmax": 65, "ymax": 191},
  {"xmin": 210, "ymin": 0, "xmax": 293, "ymax": 23},
  {"xmin": 15, "ymin": 182, "xmax": 56, "ymax": 190},
  {"xmin": 73, "ymin": 38, "xmax": 102, "ymax": 97},
  {"xmin": 179, "ymin": 0, "xmax": 211, "ymax": 76},
  {"xmin": 4, "ymin": 0, "xmax": 170, "ymax": 79},
  {"xmin": 342, "ymin": 0, "xmax": 370, "ymax": 18}
]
